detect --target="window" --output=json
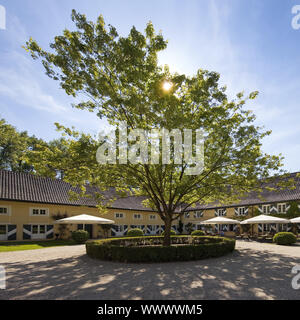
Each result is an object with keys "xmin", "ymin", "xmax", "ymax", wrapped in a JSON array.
[
  {"xmin": 148, "ymin": 225, "xmax": 156, "ymax": 231},
  {"xmin": 134, "ymin": 213, "xmax": 142, "ymax": 219},
  {"xmin": 149, "ymin": 214, "xmax": 157, "ymax": 220},
  {"xmin": 194, "ymin": 211, "xmax": 203, "ymax": 218},
  {"xmin": 31, "ymin": 225, "xmax": 46, "ymax": 234},
  {"xmin": 30, "ymin": 208, "xmax": 49, "ymax": 216},
  {"xmin": 115, "ymin": 213, "xmax": 124, "ymax": 219},
  {"xmin": 115, "ymin": 225, "xmax": 125, "ymax": 232},
  {"xmin": 0, "ymin": 225, "xmax": 6, "ymax": 235},
  {"xmin": 0, "ymin": 207, "xmax": 8, "ymax": 215},
  {"xmin": 32, "ymin": 225, "xmax": 39, "ymax": 234},
  {"xmin": 184, "ymin": 213, "xmax": 190, "ymax": 219},
  {"xmin": 39, "ymin": 225, "xmax": 45, "ymax": 234},
  {"xmin": 217, "ymin": 209, "xmax": 226, "ymax": 216},
  {"xmin": 277, "ymin": 203, "xmax": 286, "ymax": 214},
  {"xmin": 262, "ymin": 205, "xmax": 270, "ymax": 214},
  {"xmin": 263, "ymin": 224, "xmax": 271, "ymax": 232},
  {"xmin": 238, "ymin": 207, "xmax": 246, "ymax": 216}
]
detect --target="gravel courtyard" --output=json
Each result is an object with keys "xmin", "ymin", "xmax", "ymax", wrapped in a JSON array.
[{"xmin": 0, "ymin": 241, "xmax": 299, "ymax": 300}]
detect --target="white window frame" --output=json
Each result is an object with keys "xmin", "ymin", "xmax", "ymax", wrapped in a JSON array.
[
  {"xmin": 114, "ymin": 212, "xmax": 125, "ymax": 219},
  {"xmin": 149, "ymin": 214, "xmax": 157, "ymax": 220},
  {"xmin": 0, "ymin": 224, "xmax": 8, "ymax": 240},
  {"xmin": 114, "ymin": 225, "xmax": 125, "ymax": 233},
  {"xmin": 277, "ymin": 203, "xmax": 286, "ymax": 214},
  {"xmin": 217, "ymin": 208, "xmax": 226, "ymax": 216},
  {"xmin": 238, "ymin": 207, "xmax": 246, "ymax": 216},
  {"xmin": 184, "ymin": 212, "xmax": 190, "ymax": 219},
  {"xmin": 148, "ymin": 225, "xmax": 157, "ymax": 232},
  {"xmin": 133, "ymin": 213, "xmax": 142, "ymax": 220},
  {"xmin": 29, "ymin": 207, "xmax": 49, "ymax": 217},
  {"xmin": 0, "ymin": 205, "xmax": 11, "ymax": 216},
  {"xmin": 31, "ymin": 224, "xmax": 47, "ymax": 239},
  {"xmin": 194, "ymin": 211, "xmax": 203, "ymax": 219},
  {"xmin": 262, "ymin": 205, "xmax": 270, "ymax": 214}
]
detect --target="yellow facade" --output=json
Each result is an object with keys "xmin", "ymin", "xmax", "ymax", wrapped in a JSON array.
[
  {"xmin": 0, "ymin": 200, "xmax": 166, "ymax": 241},
  {"xmin": 1, "ymin": 199, "xmax": 290, "ymax": 241}
]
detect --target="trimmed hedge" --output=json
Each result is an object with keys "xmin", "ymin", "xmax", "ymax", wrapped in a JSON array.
[
  {"xmin": 86, "ymin": 236, "xmax": 235, "ymax": 263},
  {"xmin": 191, "ymin": 230, "xmax": 205, "ymax": 236},
  {"xmin": 161, "ymin": 229, "xmax": 176, "ymax": 236},
  {"xmin": 273, "ymin": 232, "xmax": 297, "ymax": 245},
  {"xmin": 72, "ymin": 230, "xmax": 89, "ymax": 244},
  {"xmin": 126, "ymin": 228, "xmax": 144, "ymax": 237}
]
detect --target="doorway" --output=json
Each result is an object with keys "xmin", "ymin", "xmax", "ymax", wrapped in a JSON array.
[{"xmin": 77, "ymin": 224, "xmax": 93, "ymax": 239}]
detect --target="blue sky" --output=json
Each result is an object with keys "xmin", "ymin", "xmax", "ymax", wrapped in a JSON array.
[{"xmin": 0, "ymin": 0, "xmax": 300, "ymax": 172}]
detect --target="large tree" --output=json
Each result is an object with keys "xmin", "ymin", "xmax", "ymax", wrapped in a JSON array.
[
  {"xmin": 0, "ymin": 118, "xmax": 45, "ymax": 172},
  {"xmin": 24, "ymin": 10, "xmax": 290, "ymax": 245}
]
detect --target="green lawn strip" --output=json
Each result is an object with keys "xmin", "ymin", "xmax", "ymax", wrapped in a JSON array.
[{"xmin": 0, "ymin": 240, "xmax": 77, "ymax": 252}]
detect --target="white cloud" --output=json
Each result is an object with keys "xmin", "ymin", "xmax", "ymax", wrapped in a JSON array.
[{"xmin": 0, "ymin": 62, "xmax": 68, "ymax": 114}]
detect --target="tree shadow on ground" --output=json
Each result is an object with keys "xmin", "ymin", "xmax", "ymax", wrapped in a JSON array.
[{"xmin": 0, "ymin": 248, "xmax": 299, "ymax": 300}]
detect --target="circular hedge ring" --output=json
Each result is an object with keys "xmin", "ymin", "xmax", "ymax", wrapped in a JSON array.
[{"xmin": 86, "ymin": 236, "xmax": 235, "ymax": 263}]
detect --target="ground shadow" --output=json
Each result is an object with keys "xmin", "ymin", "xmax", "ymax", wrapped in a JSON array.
[{"xmin": 0, "ymin": 247, "xmax": 299, "ymax": 300}]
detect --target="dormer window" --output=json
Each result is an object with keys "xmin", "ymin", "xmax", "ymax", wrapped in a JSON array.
[
  {"xmin": 217, "ymin": 209, "xmax": 226, "ymax": 216},
  {"xmin": 277, "ymin": 203, "xmax": 286, "ymax": 214},
  {"xmin": 238, "ymin": 207, "xmax": 246, "ymax": 216},
  {"xmin": 262, "ymin": 205, "xmax": 270, "ymax": 214}
]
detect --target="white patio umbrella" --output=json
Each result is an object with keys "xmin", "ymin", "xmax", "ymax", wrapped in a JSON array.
[
  {"xmin": 54, "ymin": 214, "xmax": 115, "ymax": 225},
  {"xmin": 240, "ymin": 214, "xmax": 289, "ymax": 224},
  {"xmin": 290, "ymin": 217, "xmax": 300, "ymax": 223},
  {"xmin": 200, "ymin": 217, "xmax": 240, "ymax": 224}
]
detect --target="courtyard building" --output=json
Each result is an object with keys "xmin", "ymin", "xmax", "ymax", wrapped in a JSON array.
[{"xmin": 0, "ymin": 170, "xmax": 300, "ymax": 241}]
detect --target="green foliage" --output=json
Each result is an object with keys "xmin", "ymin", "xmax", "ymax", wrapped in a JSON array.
[
  {"xmin": 285, "ymin": 201, "xmax": 300, "ymax": 218},
  {"xmin": 273, "ymin": 232, "xmax": 297, "ymax": 245},
  {"xmin": 0, "ymin": 118, "xmax": 45, "ymax": 172},
  {"xmin": 191, "ymin": 230, "xmax": 205, "ymax": 236},
  {"xmin": 71, "ymin": 230, "xmax": 89, "ymax": 243},
  {"xmin": 24, "ymin": 10, "xmax": 289, "ymax": 246},
  {"xmin": 161, "ymin": 229, "xmax": 176, "ymax": 236},
  {"xmin": 126, "ymin": 228, "xmax": 144, "ymax": 237},
  {"xmin": 86, "ymin": 236, "xmax": 235, "ymax": 262}
]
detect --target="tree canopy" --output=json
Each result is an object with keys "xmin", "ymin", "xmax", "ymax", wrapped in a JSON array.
[
  {"xmin": 24, "ymin": 10, "xmax": 290, "ymax": 245},
  {"xmin": 0, "ymin": 118, "xmax": 45, "ymax": 172}
]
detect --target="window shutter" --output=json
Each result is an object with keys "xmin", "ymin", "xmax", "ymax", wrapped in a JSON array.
[
  {"xmin": 46, "ymin": 225, "xmax": 54, "ymax": 239},
  {"xmin": 23, "ymin": 224, "xmax": 31, "ymax": 240},
  {"xmin": 7, "ymin": 224, "xmax": 17, "ymax": 240}
]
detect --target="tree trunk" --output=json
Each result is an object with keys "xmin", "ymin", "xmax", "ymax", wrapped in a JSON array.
[{"xmin": 163, "ymin": 216, "xmax": 172, "ymax": 246}]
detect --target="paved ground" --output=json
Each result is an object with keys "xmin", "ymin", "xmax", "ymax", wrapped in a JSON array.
[{"xmin": 0, "ymin": 241, "xmax": 299, "ymax": 300}]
